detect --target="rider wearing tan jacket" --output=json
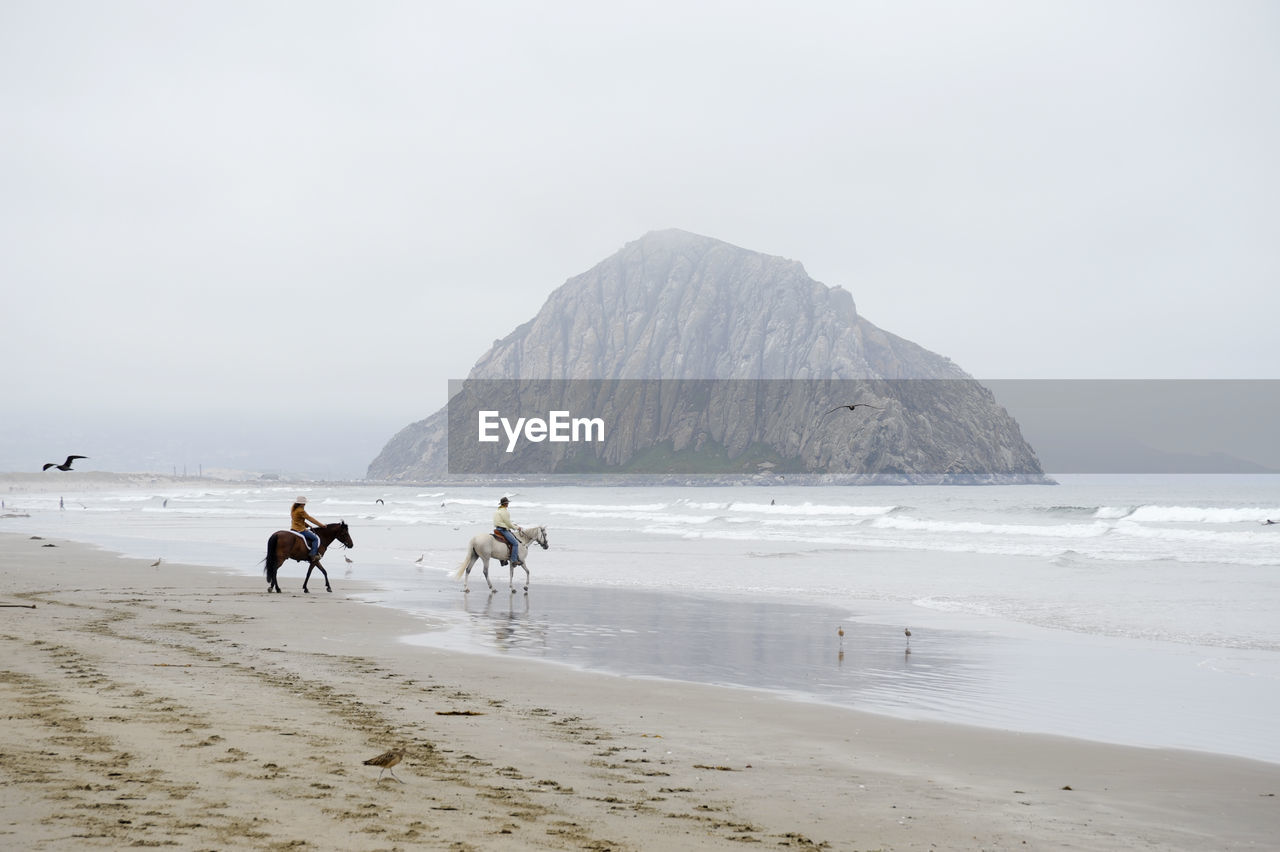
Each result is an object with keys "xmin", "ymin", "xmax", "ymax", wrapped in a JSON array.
[
  {"xmin": 493, "ymin": 496, "xmax": 522, "ymax": 565},
  {"xmin": 291, "ymin": 496, "xmax": 324, "ymax": 560}
]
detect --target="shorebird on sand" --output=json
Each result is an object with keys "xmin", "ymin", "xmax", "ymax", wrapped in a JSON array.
[
  {"xmin": 364, "ymin": 748, "xmax": 406, "ymax": 782},
  {"xmin": 150, "ymin": 558, "xmax": 162, "ymax": 568},
  {"xmin": 414, "ymin": 554, "xmax": 424, "ymax": 564},
  {"xmin": 43, "ymin": 455, "xmax": 87, "ymax": 471}
]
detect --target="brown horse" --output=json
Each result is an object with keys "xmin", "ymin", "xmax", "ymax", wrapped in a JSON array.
[{"xmin": 263, "ymin": 521, "xmax": 354, "ymax": 594}]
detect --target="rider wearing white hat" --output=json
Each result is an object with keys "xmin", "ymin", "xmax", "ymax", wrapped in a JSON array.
[{"xmin": 291, "ymin": 496, "xmax": 324, "ymax": 561}]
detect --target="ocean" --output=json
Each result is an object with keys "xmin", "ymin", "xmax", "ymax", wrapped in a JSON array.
[{"xmin": 4, "ymin": 474, "xmax": 1278, "ymax": 764}]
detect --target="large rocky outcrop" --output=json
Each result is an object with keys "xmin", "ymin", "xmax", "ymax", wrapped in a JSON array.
[{"xmin": 368, "ymin": 229, "xmax": 1044, "ymax": 481}]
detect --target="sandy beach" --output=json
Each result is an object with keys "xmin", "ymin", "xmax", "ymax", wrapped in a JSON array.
[{"xmin": 1, "ymin": 531, "xmax": 1277, "ymax": 850}]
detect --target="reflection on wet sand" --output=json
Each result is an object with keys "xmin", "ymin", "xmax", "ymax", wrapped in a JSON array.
[
  {"xmin": 464, "ymin": 588, "xmax": 545, "ymax": 653},
  {"xmin": 424, "ymin": 583, "xmax": 994, "ymax": 721}
]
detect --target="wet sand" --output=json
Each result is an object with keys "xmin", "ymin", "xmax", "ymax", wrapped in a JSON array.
[{"xmin": 1, "ymin": 531, "xmax": 1277, "ymax": 850}]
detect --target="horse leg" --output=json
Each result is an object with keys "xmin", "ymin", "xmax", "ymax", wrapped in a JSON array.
[
  {"xmin": 482, "ymin": 558, "xmax": 496, "ymax": 594},
  {"xmin": 520, "ymin": 562, "xmax": 530, "ymax": 594},
  {"xmin": 317, "ymin": 562, "xmax": 331, "ymax": 593},
  {"xmin": 303, "ymin": 559, "xmax": 314, "ymax": 593},
  {"xmin": 457, "ymin": 545, "xmax": 478, "ymax": 593}
]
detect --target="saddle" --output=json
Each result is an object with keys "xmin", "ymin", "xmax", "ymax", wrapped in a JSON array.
[{"xmin": 286, "ymin": 529, "xmax": 320, "ymax": 561}]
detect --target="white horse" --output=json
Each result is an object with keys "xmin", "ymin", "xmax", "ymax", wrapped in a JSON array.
[{"xmin": 453, "ymin": 525, "xmax": 549, "ymax": 594}]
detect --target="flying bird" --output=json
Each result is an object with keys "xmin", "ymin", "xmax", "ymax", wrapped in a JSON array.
[
  {"xmin": 363, "ymin": 748, "xmax": 406, "ymax": 782},
  {"xmin": 821, "ymin": 404, "xmax": 883, "ymax": 420},
  {"xmin": 43, "ymin": 455, "xmax": 87, "ymax": 471}
]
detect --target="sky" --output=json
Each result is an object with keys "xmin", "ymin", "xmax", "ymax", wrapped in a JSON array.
[{"xmin": 2, "ymin": 1, "xmax": 1277, "ymax": 478}]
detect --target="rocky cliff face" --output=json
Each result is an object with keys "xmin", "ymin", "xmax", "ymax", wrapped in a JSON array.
[{"xmin": 368, "ymin": 229, "xmax": 1044, "ymax": 480}]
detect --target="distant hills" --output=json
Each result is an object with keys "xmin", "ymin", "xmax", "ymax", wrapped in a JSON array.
[{"xmin": 368, "ymin": 230, "xmax": 1045, "ymax": 481}]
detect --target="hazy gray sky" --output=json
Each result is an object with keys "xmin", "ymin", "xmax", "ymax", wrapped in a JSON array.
[{"xmin": 2, "ymin": 1, "xmax": 1277, "ymax": 476}]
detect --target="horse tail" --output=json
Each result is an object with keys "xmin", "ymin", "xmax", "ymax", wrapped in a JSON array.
[
  {"xmin": 454, "ymin": 543, "xmax": 476, "ymax": 580},
  {"xmin": 264, "ymin": 532, "xmax": 280, "ymax": 583}
]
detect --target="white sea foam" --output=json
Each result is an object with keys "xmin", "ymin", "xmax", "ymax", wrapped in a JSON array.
[
  {"xmin": 1112, "ymin": 520, "xmax": 1272, "ymax": 544},
  {"xmin": 870, "ymin": 515, "xmax": 1112, "ymax": 538},
  {"xmin": 543, "ymin": 501, "xmax": 670, "ymax": 513},
  {"xmin": 721, "ymin": 501, "xmax": 897, "ymax": 516},
  {"xmin": 1124, "ymin": 504, "xmax": 1280, "ymax": 524}
]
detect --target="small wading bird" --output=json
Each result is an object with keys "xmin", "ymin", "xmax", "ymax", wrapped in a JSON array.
[
  {"xmin": 821, "ymin": 403, "xmax": 883, "ymax": 420},
  {"xmin": 150, "ymin": 558, "xmax": 162, "ymax": 568},
  {"xmin": 363, "ymin": 748, "xmax": 406, "ymax": 782},
  {"xmin": 43, "ymin": 455, "xmax": 87, "ymax": 471}
]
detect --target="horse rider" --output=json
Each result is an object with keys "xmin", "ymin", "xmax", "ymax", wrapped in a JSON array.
[
  {"xmin": 494, "ymin": 496, "xmax": 523, "ymax": 567},
  {"xmin": 291, "ymin": 495, "xmax": 324, "ymax": 562}
]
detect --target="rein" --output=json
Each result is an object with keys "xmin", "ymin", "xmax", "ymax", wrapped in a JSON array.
[{"xmin": 513, "ymin": 526, "xmax": 547, "ymax": 549}]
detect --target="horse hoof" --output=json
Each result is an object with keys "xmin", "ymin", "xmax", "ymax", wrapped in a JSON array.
[
  {"xmin": 303, "ymin": 588, "xmax": 310, "ymax": 594},
  {"xmin": 326, "ymin": 587, "xmax": 332, "ymax": 593}
]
